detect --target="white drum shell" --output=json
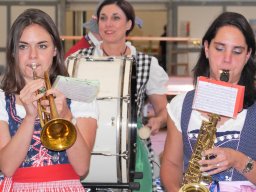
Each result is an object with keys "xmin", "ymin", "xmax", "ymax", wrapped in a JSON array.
[{"xmin": 67, "ymin": 56, "xmax": 133, "ymax": 183}]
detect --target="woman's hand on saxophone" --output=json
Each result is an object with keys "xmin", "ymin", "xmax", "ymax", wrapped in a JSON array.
[{"xmin": 198, "ymin": 147, "xmax": 238, "ymax": 175}]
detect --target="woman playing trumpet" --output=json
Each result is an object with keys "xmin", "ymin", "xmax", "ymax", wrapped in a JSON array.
[
  {"xmin": 161, "ymin": 12, "xmax": 256, "ymax": 191},
  {"xmin": 0, "ymin": 8, "xmax": 98, "ymax": 191}
]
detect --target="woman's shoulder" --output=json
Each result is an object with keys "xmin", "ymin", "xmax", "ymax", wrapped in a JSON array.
[
  {"xmin": 126, "ymin": 41, "xmax": 157, "ymax": 61},
  {"xmin": 168, "ymin": 91, "xmax": 195, "ymax": 117},
  {"xmin": 0, "ymin": 89, "xmax": 5, "ymax": 99},
  {"xmin": 169, "ymin": 92, "xmax": 187, "ymax": 107},
  {"xmin": 0, "ymin": 89, "xmax": 7, "ymax": 111},
  {"xmin": 0, "ymin": 89, "xmax": 8, "ymax": 121},
  {"xmin": 167, "ymin": 92, "xmax": 188, "ymax": 131}
]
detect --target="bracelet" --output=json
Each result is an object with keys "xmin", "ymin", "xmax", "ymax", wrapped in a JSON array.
[{"xmin": 242, "ymin": 156, "xmax": 254, "ymax": 174}]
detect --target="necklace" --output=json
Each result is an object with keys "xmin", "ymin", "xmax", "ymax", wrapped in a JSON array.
[{"xmin": 102, "ymin": 45, "xmax": 128, "ymax": 56}]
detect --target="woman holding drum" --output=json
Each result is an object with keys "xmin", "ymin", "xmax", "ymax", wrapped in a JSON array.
[{"xmin": 66, "ymin": 0, "xmax": 168, "ymax": 191}]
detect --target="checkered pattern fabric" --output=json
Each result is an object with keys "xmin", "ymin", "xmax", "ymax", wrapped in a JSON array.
[
  {"xmin": 68, "ymin": 46, "xmax": 94, "ymax": 60},
  {"xmin": 135, "ymin": 52, "xmax": 163, "ymax": 191},
  {"xmin": 76, "ymin": 46, "xmax": 95, "ymax": 56},
  {"xmin": 135, "ymin": 52, "xmax": 151, "ymax": 116},
  {"xmin": 0, "ymin": 174, "xmax": 86, "ymax": 191}
]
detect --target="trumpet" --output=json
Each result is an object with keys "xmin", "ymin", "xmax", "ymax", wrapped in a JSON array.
[{"xmin": 31, "ymin": 63, "xmax": 77, "ymax": 151}]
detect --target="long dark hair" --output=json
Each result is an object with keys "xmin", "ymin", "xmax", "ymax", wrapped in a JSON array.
[
  {"xmin": 96, "ymin": 0, "xmax": 135, "ymax": 36},
  {"xmin": 193, "ymin": 12, "xmax": 256, "ymax": 108},
  {"xmin": 1, "ymin": 8, "xmax": 68, "ymax": 94}
]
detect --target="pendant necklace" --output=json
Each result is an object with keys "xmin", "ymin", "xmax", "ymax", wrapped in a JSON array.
[{"xmin": 102, "ymin": 45, "xmax": 128, "ymax": 56}]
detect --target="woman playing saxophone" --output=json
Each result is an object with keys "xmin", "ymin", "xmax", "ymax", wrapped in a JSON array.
[{"xmin": 161, "ymin": 12, "xmax": 256, "ymax": 191}]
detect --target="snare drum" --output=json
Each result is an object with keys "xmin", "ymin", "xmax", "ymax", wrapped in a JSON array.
[{"xmin": 67, "ymin": 56, "xmax": 137, "ymax": 186}]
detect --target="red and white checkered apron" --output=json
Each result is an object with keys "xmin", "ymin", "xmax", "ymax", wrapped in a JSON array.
[{"xmin": 0, "ymin": 164, "xmax": 86, "ymax": 192}]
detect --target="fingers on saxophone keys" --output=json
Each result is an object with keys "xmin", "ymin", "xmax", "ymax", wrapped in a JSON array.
[
  {"xmin": 200, "ymin": 164, "xmax": 223, "ymax": 176},
  {"xmin": 204, "ymin": 165, "xmax": 225, "ymax": 176}
]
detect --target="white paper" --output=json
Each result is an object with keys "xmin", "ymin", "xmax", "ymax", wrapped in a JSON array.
[
  {"xmin": 52, "ymin": 75, "xmax": 99, "ymax": 103},
  {"xmin": 192, "ymin": 80, "xmax": 238, "ymax": 117}
]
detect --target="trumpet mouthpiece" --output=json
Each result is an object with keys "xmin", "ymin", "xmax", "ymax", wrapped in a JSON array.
[{"xmin": 31, "ymin": 62, "xmax": 37, "ymax": 70}]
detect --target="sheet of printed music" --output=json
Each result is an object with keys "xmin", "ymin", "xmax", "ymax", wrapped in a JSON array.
[{"xmin": 52, "ymin": 76, "xmax": 99, "ymax": 103}]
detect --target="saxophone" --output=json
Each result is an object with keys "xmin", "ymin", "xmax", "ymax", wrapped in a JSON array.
[{"xmin": 179, "ymin": 70, "xmax": 229, "ymax": 192}]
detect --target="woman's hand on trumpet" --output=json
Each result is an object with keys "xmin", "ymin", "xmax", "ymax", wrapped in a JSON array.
[
  {"xmin": 43, "ymin": 88, "xmax": 72, "ymax": 120},
  {"xmin": 19, "ymin": 78, "xmax": 45, "ymax": 119}
]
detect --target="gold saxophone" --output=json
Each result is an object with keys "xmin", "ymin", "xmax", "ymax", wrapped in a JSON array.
[{"xmin": 179, "ymin": 70, "xmax": 229, "ymax": 192}]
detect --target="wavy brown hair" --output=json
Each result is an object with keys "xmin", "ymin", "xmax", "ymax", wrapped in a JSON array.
[{"xmin": 1, "ymin": 8, "xmax": 69, "ymax": 94}]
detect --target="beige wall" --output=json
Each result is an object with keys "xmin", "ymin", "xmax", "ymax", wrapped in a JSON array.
[
  {"xmin": 10, "ymin": 6, "xmax": 56, "ymax": 24},
  {"xmin": 173, "ymin": 5, "xmax": 256, "ymax": 76},
  {"xmin": 175, "ymin": 6, "xmax": 223, "ymax": 76},
  {"xmin": 130, "ymin": 10, "xmax": 167, "ymax": 54},
  {"xmin": 64, "ymin": 9, "xmax": 167, "ymax": 55}
]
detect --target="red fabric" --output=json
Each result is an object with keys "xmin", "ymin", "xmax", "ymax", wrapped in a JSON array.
[
  {"xmin": 65, "ymin": 37, "xmax": 90, "ymax": 59},
  {"xmin": 0, "ymin": 164, "xmax": 80, "ymax": 191},
  {"xmin": 0, "ymin": 177, "xmax": 12, "ymax": 191},
  {"xmin": 12, "ymin": 164, "xmax": 79, "ymax": 183}
]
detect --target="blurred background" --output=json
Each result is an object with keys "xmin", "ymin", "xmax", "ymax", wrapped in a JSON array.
[{"xmin": 1, "ymin": 0, "xmax": 256, "ymax": 79}]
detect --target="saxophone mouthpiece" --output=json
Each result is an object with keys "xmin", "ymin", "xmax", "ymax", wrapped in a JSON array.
[{"xmin": 219, "ymin": 70, "xmax": 229, "ymax": 82}]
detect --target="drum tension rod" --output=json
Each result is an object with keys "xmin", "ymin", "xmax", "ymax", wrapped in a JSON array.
[
  {"xmin": 97, "ymin": 95, "xmax": 130, "ymax": 102},
  {"xmin": 91, "ymin": 151, "xmax": 128, "ymax": 159},
  {"xmin": 85, "ymin": 56, "xmax": 114, "ymax": 62}
]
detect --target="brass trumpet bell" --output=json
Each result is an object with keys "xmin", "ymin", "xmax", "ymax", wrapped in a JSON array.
[
  {"xmin": 179, "ymin": 183, "xmax": 209, "ymax": 192},
  {"xmin": 32, "ymin": 63, "xmax": 77, "ymax": 151},
  {"xmin": 40, "ymin": 118, "xmax": 77, "ymax": 151}
]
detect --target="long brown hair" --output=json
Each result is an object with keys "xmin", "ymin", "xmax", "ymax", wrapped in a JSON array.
[{"xmin": 1, "ymin": 8, "xmax": 68, "ymax": 94}]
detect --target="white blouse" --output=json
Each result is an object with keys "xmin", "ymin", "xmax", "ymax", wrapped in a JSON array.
[
  {"xmin": 0, "ymin": 89, "xmax": 98, "ymax": 123},
  {"xmin": 167, "ymin": 91, "xmax": 247, "ymax": 133}
]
